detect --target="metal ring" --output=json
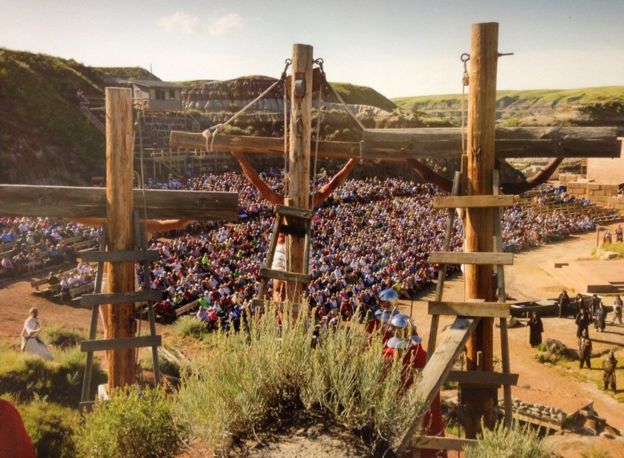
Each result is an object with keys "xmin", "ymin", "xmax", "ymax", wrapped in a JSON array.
[{"xmin": 460, "ymin": 53, "xmax": 470, "ymax": 63}]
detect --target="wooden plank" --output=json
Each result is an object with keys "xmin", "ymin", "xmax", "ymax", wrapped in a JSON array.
[
  {"xmin": 276, "ymin": 205, "xmax": 312, "ymax": 219},
  {"xmin": 411, "ymin": 435, "xmax": 478, "ymax": 451},
  {"xmin": 80, "ymin": 250, "xmax": 159, "ymax": 263},
  {"xmin": 361, "ymin": 126, "xmax": 622, "ymax": 159},
  {"xmin": 447, "ymin": 370, "xmax": 519, "ymax": 386},
  {"xmin": 81, "ymin": 290, "xmax": 163, "ymax": 307},
  {"xmin": 175, "ymin": 299, "xmax": 200, "ymax": 317},
  {"xmin": 260, "ymin": 267, "xmax": 311, "ymax": 283},
  {"xmin": 429, "ymin": 251, "xmax": 514, "ymax": 265},
  {"xmin": 428, "ymin": 301, "xmax": 510, "ymax": 318},
  {"xmin": 0, "ymin": 185, "xmax": 238, "ymax": 220},
  {"xmin": 170, "ymin": 126, "xmax": 622, "ymax": 160},
  {"xmin": 433, "ymin": 195, "xmax": 516, "ymax": 209},
  {"xmin": 397, "ymin": 317, "xmax": 479, "ymax": 453},
  {"xmin": 81, "ymin": 335, "xmax": 161, "ymax": 352}
]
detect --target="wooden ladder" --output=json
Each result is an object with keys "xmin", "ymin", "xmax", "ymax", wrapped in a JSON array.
[
  {"xmin": 79, "ymin": 212, "xmax": 163, "ymax": 410},
  {"xmin": 253, "ymin": 204, "xmax": 312, "ymax": 309},
  {"xmin": 396, "ymin": 170, "xmax": 518, "ymax": 455}
]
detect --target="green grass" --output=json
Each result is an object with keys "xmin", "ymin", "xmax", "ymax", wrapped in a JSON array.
[
  {"xmin": 330, "ymin": 81, "xmax": 398, "ymax": 111},
  {"xmin": 43, "ymin": 325, "xmax": 83, "ymax": 350},
  {"xmin": 0, "ymin": 344, "xmax": 106, "ymax": 406},
  {"xmin": 601, "ymin": 242, "xmax": 624, "ymax": 258},
  {"xmin": 463, "ymin": 422, "xmax": 552, "ymax": 458},
  {"xmin": 173, "ymin": 315, "xmax": 208, "ymax": 340},
  {"xmin": 393, "ymin": 86, "xmax": 624, "ymax": 110}
]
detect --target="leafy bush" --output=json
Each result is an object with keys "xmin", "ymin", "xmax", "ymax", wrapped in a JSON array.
[
  {"xmin": 173, "ymin": 315, "xmax": 207, "ymax": 339},
  {"xmin": 43, "ymin": 325, "xmax": 83, "ymax": 349},
  {"xmin": 75, "ymin": 387, "xmax": 187, "ymax": 458},
  {"xmin": 464, "ymin": 422, "xmax": 551, "ymax": 458},
  {"xmin": 0, "ymin": 345, "xmax": 106, "ymax": 405},
  {"xmin": 175, "ymin": 304, "xmax": 423, "ymax": 454},
  {"xmin": 18, "ymin": 397, "xmax": 78, "ymax": 458}
]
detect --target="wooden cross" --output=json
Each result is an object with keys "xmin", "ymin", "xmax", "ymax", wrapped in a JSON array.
[
  {"xmin": 0, "ymin": 87, "xmax": 238, "ymax": 390},
  {"xmin": 168, "ymin": 35, "xmax": 623, "ymax": 444}
]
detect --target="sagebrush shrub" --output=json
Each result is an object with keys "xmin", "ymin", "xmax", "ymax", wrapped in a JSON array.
[{"xmin": 75, "ymin": 386, "xmax": 188, "ymax": 458}]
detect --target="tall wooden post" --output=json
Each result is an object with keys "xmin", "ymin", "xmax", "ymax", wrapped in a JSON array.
[
  {"xmin": 104, "ymin": 87, "xmax": 137, "ymax": 389},
  {"xmin": 461, "ymin": 22, "xmax": 499, "ymax": 438},
  {"xmin": 286, "ymin": 43, "xmax": 313, "ymax": 303}
]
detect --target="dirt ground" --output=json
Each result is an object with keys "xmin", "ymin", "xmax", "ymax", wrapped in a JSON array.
[{"xmin": 1, "ymin": 224, "xmax": 623, "ymax": 457}]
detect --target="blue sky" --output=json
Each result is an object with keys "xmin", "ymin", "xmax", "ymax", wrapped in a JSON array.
[{"xmin": 2, "ymin": 0, "xmax": 623, "ymax": 97}]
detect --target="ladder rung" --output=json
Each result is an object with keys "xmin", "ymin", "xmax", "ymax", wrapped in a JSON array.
[
  {"xmin": 81, "ymin": 290, "xmax": 163, "ymax": 307},
  {"xmin": 275, "ymin": 205, "xmax": 312, "ymax": 220},
  {"xmin": 428, "ymin": 301, "xmax": 510, "ymax": 318},
  {"xmin": 429, "ymin": 251, "xmax": 514, "ymax": 265},
  {"xmin": 447, "ymin": 370, "xmax": 519, "ymax": 386},
  {"xmin": 80, "ymin": 250, "xmax": 159, "ymax": 263},
  {"xmin": 81, "ymin": 335, "xmax": 161, "ymax": 352},
  {"xmin": 259, "ymin": 268, "xmax": 310, "ymax": 283},
  {"xmin": 433, "ymin": 195, "xmax": 517, "ymax": 209}
]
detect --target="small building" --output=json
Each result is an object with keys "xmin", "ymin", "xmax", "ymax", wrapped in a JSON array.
[{"xmin": 131, "ymin": 80, "xmax": 183, "ymax": 111}]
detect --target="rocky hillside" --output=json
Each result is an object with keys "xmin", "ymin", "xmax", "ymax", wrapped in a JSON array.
[
  {"xmin": 0, "ymin": 49, "xmax": 107, "ymax": 184},
  {"xmin": 394, "ymin": 87, "xmax": 624, "ymax": 127}
]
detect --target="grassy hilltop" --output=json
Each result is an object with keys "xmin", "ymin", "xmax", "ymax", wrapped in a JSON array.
[{"xmin": 393, "ymin": 86, "xmax": 624, "ymax": 126}]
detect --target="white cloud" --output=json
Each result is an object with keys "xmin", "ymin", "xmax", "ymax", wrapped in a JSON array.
[
  {"xmin": 157, "ymin": 11, "xmax": 199, "ymax": 34},
  {"xmin": 208, "ymin": 13, "xmax": 243, "ymax": 37}
]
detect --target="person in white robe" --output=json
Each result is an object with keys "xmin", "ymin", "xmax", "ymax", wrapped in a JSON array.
[{"xmin": 21, "ymin": 308, "xmax": 53, "ymax": 360}]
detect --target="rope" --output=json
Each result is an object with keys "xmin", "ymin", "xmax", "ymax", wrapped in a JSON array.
[
  {"xmin": 312, "ymin": 78, "xmax": 323, "ymax": 194},
  {"xmin": 204, "ymin": 59, "xmax": 292, "ymax": 153},
  {"xmin": 315, "ymin": 58, "xmax": 366, "ymax": 132},
  {"xmin": 283, "ymin": 79, "xmax": 289, "ymax": 196},
  {"xmin": 460, "ymin": 53, "xmax": 470, "ymax": 156}
]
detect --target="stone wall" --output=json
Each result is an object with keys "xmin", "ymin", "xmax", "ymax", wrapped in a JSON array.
[{"xmin": 566, "ymin": 181, "xmax": 621, "ymax": 208}]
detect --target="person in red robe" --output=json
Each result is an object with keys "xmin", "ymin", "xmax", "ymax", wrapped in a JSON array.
[
  {"xmin": 0, "ymin": 399, "xmax": 36, "ymax": 458},
  {"xmin": 383, "ymin": 313, "xmax": 447, "ymax": 458}
]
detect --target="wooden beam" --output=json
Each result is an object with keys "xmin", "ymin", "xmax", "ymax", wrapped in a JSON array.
[
  {"xmin": 396, "ymin": 317, "xmax": 479, "ymax": 454},
  {"xmin": 104, "ymin": 87, "xmax": 136, "ymax": 390},
  {"xmin": 362, "ymin": 126, "xmax": 622, "ymax": 159},
  {"xmin": 81, "ymin": 335, "xmax": 161, "ymax": 353},
  {"xmin": 171, "ymin": 130, "xmax": 361, "ymax": 159},
  {"xmin": 0, "ymin": 185, "xmax": 237, "ymax": 220},
  {"xmin": 81, "ymin": 290, "xmax": 163, "ymax": 307},
  {"xmin": 447, "ymin": 370, "xmax": 519, "ymax": 386},
  {"xmin": 433, "ymin": 195, "xmax": 516, "ymax": 209},
  {"xmin": 463, "ymin": 21, "xmax": 498, "ymax": 439},
  {"xmin": 286, "ymin": 44, "xmax": 313, "ymax": 304},
  {"xmin": 259, "ymin": 267, "xmax": 311, "ymax": 283},
  {"xmin": 429, "ymin": 251, "xmax": 514, "ymax": 265},
  {"xmin": 169, "ymin": 126, "xmax": 622, "ymax": 160},
  {"xmin": 411, "ymin": 435, "xmax": 478, "ymax": 451},
  {"xmin": 428, "ymin": 301, "xmax": 510, "ymax": 318}
]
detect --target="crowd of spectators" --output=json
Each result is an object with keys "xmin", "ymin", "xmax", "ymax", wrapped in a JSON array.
[
  {"xmin": 1, "ymin": 171, "xmax": 616, "ymax": 321},
  {"xmin": 0, "ymin": 218, "xmax": 99, "ymax": 279}
]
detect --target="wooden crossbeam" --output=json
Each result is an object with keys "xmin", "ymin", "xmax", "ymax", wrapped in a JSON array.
[
  {"xmin": 433, "ymin": 195, "xmax": 517, "ymax": 209},
  {"xmin": 81, "ymin": 290, "xmax": 163, "ymax": 307},
  {"xmin": 0, "ymin": 185, "xmax": 238, "ymax": 220},
  {"xmin": 81, "ymin": 335, "xmax": 161, "ymax": 352},
  {"xmin": 80, "ymin": 250, "xmax": 159, "ymax": 263},
  {"xmin": 429, "ymin": 251, "xmax": 514, "ymax": 265},
  {"xmin": 259, "ymin": 267, "xmax": 311, "ymax": 283},
  {"xmin": 396, "ymin": 317, "xmax": 479, "ymax": 454},
  {"xmin": 447, "ymin": 370, "xmax": 519, "ymax": 386},
  {"xmin": 428, "ymin": 301, "xmax": 510, "ymax": 318},
  {"xmin": 170, "ymin": 126, "xmax": 622, "ymax": 160}
]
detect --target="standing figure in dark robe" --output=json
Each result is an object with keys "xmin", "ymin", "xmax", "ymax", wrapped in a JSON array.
[
  {"xmin": 528, "ymin": 311, "xmax": 544, "ymax": 347},
  {"xmin": 558, "ymin": 290, "xmax": 570, "ymax": 318},
  {"xmin": 595, "ymin": 303, "xmax": 607, "ymax": 333},
  {"xmin": 579, "ymin": 329, "xmax": 593, "ymax": 369},
  {"xmin": 602, "ymin": 349, "xmax": 617, "ymax": 392},
  {"xmin": 575, "ymin": 308, "xmax": 590, "ymax": 339}
]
